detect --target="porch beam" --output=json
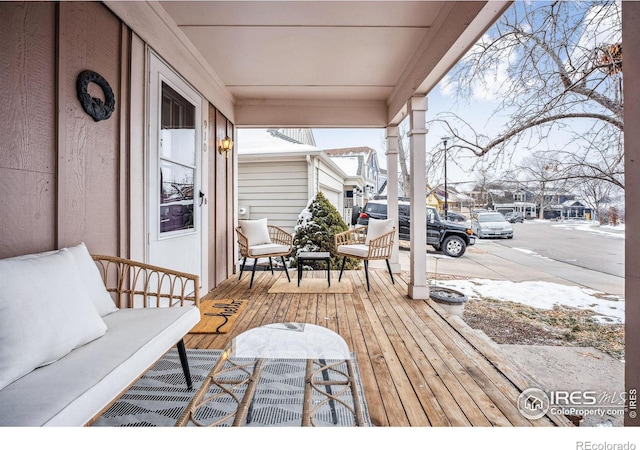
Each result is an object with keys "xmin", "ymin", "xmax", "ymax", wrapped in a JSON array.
[
  {"xmin": 385, "ymin": 126, "xmax": 401, "ymax": 274},
  {"xmin": 407, "ymin": 95, "xmax": 428, "ymax": 299},
  {"xmin": 235, "ymin": 99, "xmax": 388, "ymax": 127}
]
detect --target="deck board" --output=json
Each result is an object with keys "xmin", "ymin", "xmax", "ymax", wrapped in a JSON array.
[{"xmin": 185, "ymin": 267, "xmax": 573, "ymax": 427}]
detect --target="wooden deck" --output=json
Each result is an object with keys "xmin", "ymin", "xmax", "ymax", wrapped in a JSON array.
[{"xmin": 184, "ymin": 267, "xmax": 573, "ymax": 427}]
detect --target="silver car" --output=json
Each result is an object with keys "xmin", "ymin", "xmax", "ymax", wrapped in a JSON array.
[{"xmin": 471, "ymin": 212, "xmax": 514, "ymax": 239}]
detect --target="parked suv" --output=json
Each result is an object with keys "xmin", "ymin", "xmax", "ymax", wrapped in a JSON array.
[{"xmin": 357, "ymin": 200, "xmax": 475, "ymax": 257}]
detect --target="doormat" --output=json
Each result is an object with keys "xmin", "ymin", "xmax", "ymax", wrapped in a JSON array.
[
  {"xmin": 268, "ymin": 278, "xmax": 353, "ymax": 294},
  {"xmin": 92, "ymin": 348, "xmax": 371, "ymax": 427},
  {"xmin": 189, "ymin": 298, "xmax": 247, "ymax": 334}
]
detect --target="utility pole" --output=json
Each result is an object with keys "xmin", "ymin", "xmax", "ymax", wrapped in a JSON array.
[{"xmin": 441, "ymin": 137, "xmax": 451, "ymax": 219}]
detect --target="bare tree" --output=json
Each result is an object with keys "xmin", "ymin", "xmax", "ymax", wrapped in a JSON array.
[
  {"xmin": 428, "ymin": 1, "xmax": 623, "ymax": 189},
  {"xmin": 578, "ymin": 177, "xmax": 622, "ymax": 224},
  {"xmin": 516, "ymin": 152, "xmax": 572, "ymax": 219}
]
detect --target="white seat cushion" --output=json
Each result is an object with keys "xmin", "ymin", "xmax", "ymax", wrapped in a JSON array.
[
  {"xmin": 366, "ymin": 218, "xmax": 394, "ymax": 244},
  {"xmin": 239, "ymin": 218, "xmax": 272, "ymax": 247},
  {"xmin": 0, "ymin": 305, "xmax": 200, "ymax": 426},
  {"xmin": 0, "ymin": 249, "xmax": 108, "ymax": 390},
  {"xmin": 337, "ymin": 244, "xmax": 370, "ymax": 258},
  {"xmin": 249, "ymin": 243, "xmax": 291, "ymax": 256}
]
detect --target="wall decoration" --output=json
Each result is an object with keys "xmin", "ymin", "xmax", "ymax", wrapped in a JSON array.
[{"xmin": 76, "ymin": 70, "xmax": 115, "ymax": 122}]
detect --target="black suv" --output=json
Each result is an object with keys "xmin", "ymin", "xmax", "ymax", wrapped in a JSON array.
[{"xmin": 356, "ymin": 200, "xmax": 475, "ymax": 257}]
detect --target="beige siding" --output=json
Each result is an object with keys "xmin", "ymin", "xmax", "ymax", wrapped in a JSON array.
[
  {"xmin": 316, "ymin": 159, "xmax": 345, "ymax": 213},
  {"xmin": 0, "ymin": 2, "xmax": 123, "ymax": 259},
  {"xmin": 0, "ymin": 3, "xmax": 57, "ymax": 258},
  {"xmin": 238, "ymin": 159, "xmax": 309, "ymax": 233},
  {"xmin": 0, "ymin": 2, "xmax": 236, "ymax": 291}
]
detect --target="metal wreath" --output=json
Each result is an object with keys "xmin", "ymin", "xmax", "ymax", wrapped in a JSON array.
[{"xmin": 76, "ymin": 70, "xmax": 115, "ymax": 122}]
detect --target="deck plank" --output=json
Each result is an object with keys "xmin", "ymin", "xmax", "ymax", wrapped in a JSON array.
[{"xmin": 184, "ymin": 268, "xmax": 573, "ymax": 427}]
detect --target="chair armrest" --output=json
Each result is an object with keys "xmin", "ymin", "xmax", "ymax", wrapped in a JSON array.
[
  {"xmin": 236, "ymin": 226, "xmax": 249, "ymax": 257},
  {"xmin": 91, "ymin": 255, "xmax": 200, "ymax": 309},
  {"xmin": 335, "ymin": 227, "xmax": 367, "ymax": 247},
  {"xmin": 268, "ymin": 225, "xmax": 293, "ymax": 247}
]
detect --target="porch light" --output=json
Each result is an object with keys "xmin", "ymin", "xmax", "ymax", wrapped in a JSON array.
[{"xmin": 218, "ymin": 135, "xmax": 234, "ymax": 158}]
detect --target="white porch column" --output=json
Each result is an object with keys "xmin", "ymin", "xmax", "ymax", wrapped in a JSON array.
[
  {"xmin": 385, "ymin": 126, "xmax": 401, "ymax": 273},
  {"xmin": 407, "ymin": 95, "xmax": 429, "ymax": 299}
]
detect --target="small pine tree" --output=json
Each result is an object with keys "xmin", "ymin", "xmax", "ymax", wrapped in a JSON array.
[{"xmin": 291, "ymin": 192, "xmax": 361, "ymax": 270}]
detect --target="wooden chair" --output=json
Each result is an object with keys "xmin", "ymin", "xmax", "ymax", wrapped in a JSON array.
[
  {"xmin": 236, "ymin": 221, "xmax": 293, "ymax": 288},
  {"xmin": 334, "ymin": 219, "xmax": 395, "ymax": 291}
]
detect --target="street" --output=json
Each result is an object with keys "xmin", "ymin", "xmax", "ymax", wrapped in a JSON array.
[
  {"xmin": 394, "ymin": 219, "xmax": 625, "ymax": 296},
  {"xmin": 494, "ymin": 219, "xmax": 624, "ymax": 278}
]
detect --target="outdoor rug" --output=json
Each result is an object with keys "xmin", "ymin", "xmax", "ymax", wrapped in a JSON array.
[
  {"xmin": 268, "ymin": 278, "xmax": 353, "ymax": 294},
  {"xmin": 92, "ymin": 348, "xmax": 371, "ymax": 427},
  {"xmin": 189, "ymin": 299, "xmax": 247, "ymax": 334}
]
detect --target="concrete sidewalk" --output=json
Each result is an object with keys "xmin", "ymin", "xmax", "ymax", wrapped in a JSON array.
[{"xmin": 372, "ymin": 240, "xmax": 624, "ymax": 296}]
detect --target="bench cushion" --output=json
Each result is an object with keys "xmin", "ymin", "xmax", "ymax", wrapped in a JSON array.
[
  {"xmin": 0, "ymin": 305, "xmax": 200, "ymax": 426},
  {"xmin": 0, "ymin": 249, "xmax": 108, "ymax": 391}
]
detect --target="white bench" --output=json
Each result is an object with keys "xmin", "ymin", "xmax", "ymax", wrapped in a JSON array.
[{"xmin": 0, "ymin": 244, "xmax": 200, "ymax": 426}]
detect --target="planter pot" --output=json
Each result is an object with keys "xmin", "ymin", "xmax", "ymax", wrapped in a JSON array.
[{"xmin": 430, "ymin": 287, "xmax": 468, "ymax": 317}]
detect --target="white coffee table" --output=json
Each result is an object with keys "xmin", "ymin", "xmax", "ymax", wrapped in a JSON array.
[{"xmin": 175, "ymin": 322, "xmax": 365, "ymax": 427}]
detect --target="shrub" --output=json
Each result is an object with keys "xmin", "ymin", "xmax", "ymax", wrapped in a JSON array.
[{"xmin": 290, "ymin": 192, "xmax": 361, "ymax": 270}]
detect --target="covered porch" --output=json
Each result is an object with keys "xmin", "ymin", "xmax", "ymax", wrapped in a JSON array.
[{"xmin": 185, "ymin": 268, "xmax": 572, "ymax": 427}]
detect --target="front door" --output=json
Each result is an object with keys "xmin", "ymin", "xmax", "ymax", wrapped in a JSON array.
[{"xmin": 147, "ymin": 52, "xmax": 204, "ymax": 282}]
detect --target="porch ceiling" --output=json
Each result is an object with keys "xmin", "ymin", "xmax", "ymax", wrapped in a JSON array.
[{"xmin": 154, "ymin": 1, "xmax": 511, "ymax": 126}]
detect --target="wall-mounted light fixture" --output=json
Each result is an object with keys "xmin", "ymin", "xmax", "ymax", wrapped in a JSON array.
[{"xmin": 218, "ymin": 135, "xmax": 234, "ymax": 158}]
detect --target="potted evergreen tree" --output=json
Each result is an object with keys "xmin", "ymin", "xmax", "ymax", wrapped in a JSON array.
[{"xmin": 290, "ymin": 192, "xmax": 361, "ymax": 271}]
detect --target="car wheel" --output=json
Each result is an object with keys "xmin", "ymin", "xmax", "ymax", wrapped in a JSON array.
[{"xmin": 442, "ymin": 235, "xmax": 466, "ymax": 257}]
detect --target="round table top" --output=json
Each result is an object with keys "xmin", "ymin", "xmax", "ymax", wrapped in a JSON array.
[{"xmin": 227, "ymin": 322, "xmax": 350, "ymax": 360}]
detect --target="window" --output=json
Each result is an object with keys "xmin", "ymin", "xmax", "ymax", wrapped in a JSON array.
[{"xmin": 159, "ymin": 82, "xmax": 196, "ymax": 234}]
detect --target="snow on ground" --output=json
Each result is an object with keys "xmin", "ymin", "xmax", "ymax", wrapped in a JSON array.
[
  {"xmin": 434, "ymin": 278, "xmax": 625, "ymax": 324},
  {"xmin": 549, "ymin": 220, "xmax": 625, "ymax": 238}
]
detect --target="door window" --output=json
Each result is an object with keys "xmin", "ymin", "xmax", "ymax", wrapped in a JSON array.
[{"xmin": 159, "ymin": 82, "xmax": 196, "ymax": 234}]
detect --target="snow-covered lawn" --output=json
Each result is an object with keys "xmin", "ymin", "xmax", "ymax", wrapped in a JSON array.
[{"xmin": 434, "ymin": 278, "xmax": 624, "ymax": 324}]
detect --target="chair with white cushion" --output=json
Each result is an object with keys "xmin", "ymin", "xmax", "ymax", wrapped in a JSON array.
[
  {"xmin": 335, "ymin": 218, "xmax": 395, "ymax": 291},
  {"xmin": 236, "ymin": 218, "xmax": 293, "ymax": 288}
]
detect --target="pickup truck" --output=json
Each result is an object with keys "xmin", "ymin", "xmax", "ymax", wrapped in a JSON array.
[{"xmin": 356, "ymin": 199, "xmax": 475, "ymax": 257}]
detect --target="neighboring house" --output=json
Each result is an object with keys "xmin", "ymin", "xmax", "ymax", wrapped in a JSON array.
[
  {"xmin": 324, "ymin": 147, "xmax": 381, "ymax": 224},
  {"xmin": 237, "ymin": 129, "xmax": 349, "ymax": 233},
  {"xmin": 430, "ymin": 185, "xmax": 477, "ymax": 215}
]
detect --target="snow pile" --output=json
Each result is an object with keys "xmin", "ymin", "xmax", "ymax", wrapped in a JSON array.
[{"xmin": 434, "ymin": 278, "xmax": 625, "ymax": 324}]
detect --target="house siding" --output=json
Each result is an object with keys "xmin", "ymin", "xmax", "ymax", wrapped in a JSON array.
[
  {"xmin": 0, "ymin": 2, "xmax": 57, "ymax": 258},
  {"xmin": 238, "ymin": 160, "xmax": 309, "ymax": 233},
  {"xmin": 0, "ymin": 2, "xmax": 122, "ymax": 259},
  {"xmin": 0, "ymin": 2, "xmax": 236, "ymax": 290}
]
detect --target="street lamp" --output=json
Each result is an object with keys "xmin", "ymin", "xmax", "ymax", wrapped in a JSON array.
[{"xmin": 441, "ymin": 137, "xmax": 451, "ymax": 219}]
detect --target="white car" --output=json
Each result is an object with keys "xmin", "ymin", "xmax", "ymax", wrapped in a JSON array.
[{"xmin": 471, "ymin": 212, "xmax": 514, "ymax": 239}]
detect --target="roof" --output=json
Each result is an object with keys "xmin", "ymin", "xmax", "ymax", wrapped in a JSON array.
[{"xmin": 237, "ymin": 128, "xmax": 319, "ymax": 155}]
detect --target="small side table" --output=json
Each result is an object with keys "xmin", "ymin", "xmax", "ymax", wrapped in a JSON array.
[{"xmin": 297, "ymin": 252, "xmax": 331, "ymax": 287}]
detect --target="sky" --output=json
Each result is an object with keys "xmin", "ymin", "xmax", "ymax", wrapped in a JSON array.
[
  {"xmin": 311, "ymin": 1, "xmax": 623, "ymax": 189},
  {"xmin": 312, "ymin": 86, "xmax": 499, "ymax": 184}
]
